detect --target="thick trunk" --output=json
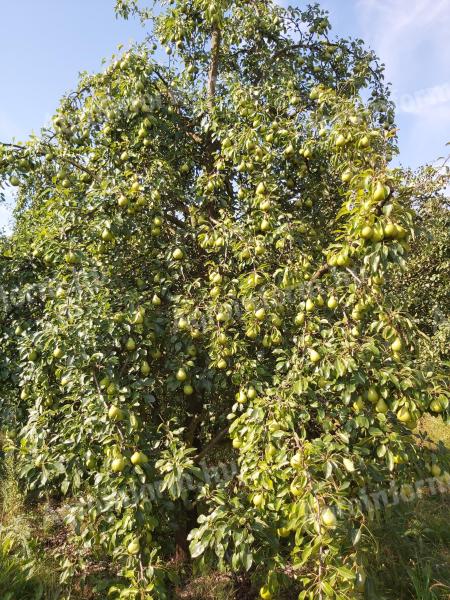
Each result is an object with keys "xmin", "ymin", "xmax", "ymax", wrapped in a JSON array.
[
  {"xmin": 174, "ymin": 516, "xmax": 190, "ymax": 563},
  {"xmin": 207, "ymin": 26, "xmax": 221, "ymax": 107},
  {"xmin": 174, "ymin": 501, "xmax": 198, "ymax": 563}
]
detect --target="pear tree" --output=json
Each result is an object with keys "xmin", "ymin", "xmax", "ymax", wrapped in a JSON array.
[{"xmin": 0, "ymin": 0, "xmax": 449, "ymax": 598}]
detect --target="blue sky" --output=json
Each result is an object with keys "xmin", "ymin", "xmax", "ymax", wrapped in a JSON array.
[{"xmin": 1, "ymin": 0, "xmax": 449, "ymax": 230}]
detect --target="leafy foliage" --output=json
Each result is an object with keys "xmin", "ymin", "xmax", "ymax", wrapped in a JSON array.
[
  {"xmin": 388, "ymin": 182, "xmax": 450, "ymax": 362},
  {"xmin": 0, "ymin": 1, "xmax": 449, "ymax": 598}
]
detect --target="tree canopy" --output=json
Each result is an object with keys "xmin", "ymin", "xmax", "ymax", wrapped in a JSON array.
[{"xmin": 0, "ymin": 1, "xmax": 449, "ymax": 598}]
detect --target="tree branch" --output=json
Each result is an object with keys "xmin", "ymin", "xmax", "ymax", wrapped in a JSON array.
[{"xmin": 195, "ymin": 427, "xmax": 228, "ymax": 463}]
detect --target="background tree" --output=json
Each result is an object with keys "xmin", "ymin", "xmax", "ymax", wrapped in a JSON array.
[
  {"xmin": 387, "ymin": 171, "xmax": 449, "ymax": 363},
  {"xmin": 0, "ymin": 1, "xmax": 449, "ymax": 598}
]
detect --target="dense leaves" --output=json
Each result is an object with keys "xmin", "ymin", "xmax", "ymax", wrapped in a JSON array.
[{"xmin": 0, "ymin": 1, "xmax": 449, "ymax": 598}]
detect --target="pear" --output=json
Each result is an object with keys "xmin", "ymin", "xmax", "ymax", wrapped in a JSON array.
[
  {"xmin": 247, "ymin": 386, "xmax": 257, "ymax": 400},
  {"xmin": 256, "ymin": 182, "xmax": 267, "ymax": 196},
  {"xmin": 127, "ymin": 539, "xmax": 140, "ymax": 554},
  {"xmin": 430, "ymin": 399, "xmax": 443, "ymax": 413},
  {"xmin": 341, "ymin": 169, "xmax": 352, "ymax": 183},
  {"xmin": 255, "ymin": 308, "xmax": 266, "ymax": 321},
  {"xmin": 260, "ymin": 219, "xmax": 270, "ymax": 232},
  {"xmin": 383, "ymin": 222, "xmax": 397, "ymax": 238},
  {"xmin": 396, "ymin": 406, "xmax": 411, "ymax": 422},
  {"xmin": 353, "ymin": 396, "xmax": 365, "ymax": 412},
  {"xmin": 361, "ymin": 225, "xmax": 373, "ymax": 240},
  {"xmin": 260, "ymin": 586, "xmax": 272, "ymax": 600},
  {"xmin": 305, "ymin": 298, "xmax": 315, "ymax": 312},
  {"xmin": 125, "ymin": 337, "xmax": 136, "ymax": 351},
  {"xmin": 131, "ymin": 451, "xmax": 148, "ymax": 465},
  {"xmin": 108, "ymin": 405, "xmax": 124, "ymax": 420},
  {"xmin": 391, "ymin": 337, "xmax": 403, "ymax": 352},
  {"xmin": 372, "ymin": 224, "xmax": 385, "ymax": 242},
  {"xmin": 327, "ymin": 296, "xmax": 338, "ymax": 310},
  {"xmin": 253, "ymin": 493, "xmax": 263, "ymax": 507},
  {"xmin": 111, "ymin": 456, "xmax": 126, "ymax": 472},
  {"xmin": 359, "ymin": 135, "xmax": 370, "ymax": 148},
  {"xmin": 373, "ymin": 181, "xmax": 388, "ymax": 202},
  {"xmin": 178, "ymin": 317, "xmax": 189, "ymax": 330},
  {"xmin": 367, "ymin": 386, "xmax": 379, "ymax": 403},
  {"xmin": 176, "ymin": 368, "xmax": 187, "ymax": 382},
  {"xmin": 277, "ymin": 527, "xmax": 290, "ymax": 538},
  {"xmin": 309, "ymin": 349, "xmax": 321, "ymax": 363},
  {"xmin": 295, "ymin": 312, "xmax": 305, "ymax": 326},
  {"xmin": 141, "ymin": 361, "xmax": 151, "ymax": 376},
  {"xmin": 375, "ymin": 398, "xmax": 388, "ymax": 414},
  {"xmin": 321, "ymin": 507, "xmax": 337, "ymax": 528},
  {"xmin": 28, "ymin": 349, "xmax": 38, "ymax": 362}
]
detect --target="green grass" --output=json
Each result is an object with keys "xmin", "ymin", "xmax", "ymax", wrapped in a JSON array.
[
  {"xmin": 367, "ymin": 494, "xmax": 450, "ymax": 599},
  {"xmin": 364, "ymin": 415, "xmax": 450, "ymax": 599},
  {"xmin": 0, "ymin": 538, "xmax": 60, "ymax": 600},
  {"xmin": 0, "ymin": 451, "xmax": 62, "ymax": 600}
]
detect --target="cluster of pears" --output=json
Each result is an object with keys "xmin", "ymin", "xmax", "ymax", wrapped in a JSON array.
[
  {"xmin": 107, "ymin": 407, "xmax": 149, "ymax": 472},
  {"xmin": 355, "ymin": 386, "xmax": 418, "ymax": 428},
  {"xmin": 360, "ymin": 219, "xmax": 407, "ymax": 243}
]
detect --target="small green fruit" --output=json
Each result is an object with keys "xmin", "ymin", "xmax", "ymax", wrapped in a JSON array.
[
  {"xmin": 295, "ymin": 312, "xmax": 305, "ymax": 326},
  {"xmin": 367, "ymin": 387, "xmax": 379, "ymax": 403},
  {"xmin": 321, "ymin": 507, "xmax": 337, "ymax": 527},
  {"xmin": 125, "ymin": 337, "xmax": 136, "ymax": 351},
  {"xmin": 127, "ymin": 539, "xmax": 140, "ymax": 554},
  {"xmin": 391, "ymin": 337, "xmax": 403, "ymax": 352},
  {"xmin": 176, "ymin": 368, "xmax": 187, "ymax": 382},
  {"xmin": 53, "ymin": 347, "xmax": 63, "ymax": 359},
  {"xmin": 375, "ymin": 398, "xmax": 389, "ymax": 414},
  {"xmin": 111, "ymin": 456, "xmax": 126, "ymax": 472},
  {"xmin": 141, "ymin": 361, "xmax": 151, "ymax": 376},
  {"xmin": 253, "ymin": 493, "xmax": 263, "ymax": 507},
  {"xmin": 397, "ymin": 406, "xmax": 411, "ymax": 422},
  {"xmin": 255, "ymin": 308, "xmax": 266, "ymax": 321},
  {"xmin": 361, "ymin": 226, "xmax": 374, "ymax": 240},
  {"xmin": 327, "ymin": 296, "xmax": 338, "ymax": 310},
  {"xmin": 131, "ymin": 451, "xmax": 148, "ymax": 466},
  {"xmin": 108, "ymin": 405, "xmax": 124, "ymax": 420}
]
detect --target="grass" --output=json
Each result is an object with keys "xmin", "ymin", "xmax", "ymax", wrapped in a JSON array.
[
  {"xmin": 367, "ymin": 494, "xmax": 450, "ymax": 599},
  {"xmin": 0, "ymin": 538, "xmax": 62, "ymax": 600},
  {"xmin": 421, "ymin": 414, "xmax": 450, "ymax": 448},
  {"xmin": 364, "ymin": 415, "xmax": 450, "ymax": 599},
  {"xmin": 0, "ymin": 453, "xmax": 62, "ymax": 600}
]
